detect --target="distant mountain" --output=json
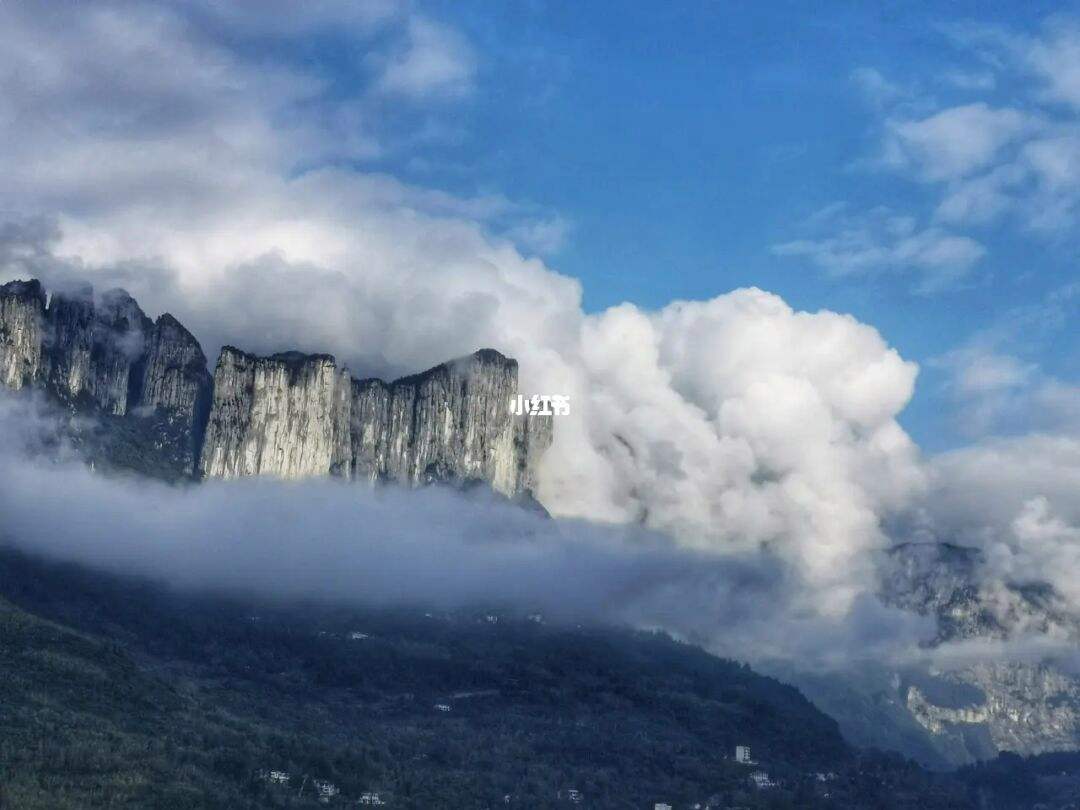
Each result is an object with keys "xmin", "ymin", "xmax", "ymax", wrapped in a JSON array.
[
  {"xmin": 0, "ymin": 278, "xmax": 550, "ymax": 498},
  {"xmin": 788, "ymin": 542, "xmax": 1080, "ymax": 769}
]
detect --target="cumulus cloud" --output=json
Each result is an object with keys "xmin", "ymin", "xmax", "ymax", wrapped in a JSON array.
[
  {"xmin": 916, "ymin": 435, "xmax": 1080, "ymax": 628},
  {"xmin": 371, "ymin": 16, "xmax": 476, "ymax": 100}
]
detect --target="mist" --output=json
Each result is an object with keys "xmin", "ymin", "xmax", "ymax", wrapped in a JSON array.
[{"xmin": 0, "ymin": 390, "xmax": 935, "ymax": 671}]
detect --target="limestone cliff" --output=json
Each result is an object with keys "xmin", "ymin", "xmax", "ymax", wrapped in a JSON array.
[
  {"xmin": 43, "ymin": 286, "xmax": 152, "ymax": 415},
  {"xmin": 199, "ymin": 348, "xmax": 352, "ymax": 480},
  {"xmin": 138, "ymin": 313, "xmax": 213, "ymax": 454},
  {"xmin": 350, "ymin": 349, "xmax": 552, "ymax": 496},
  {"xmin": 0, "ymin": 277, "xmax": 553, "ymax": 499},
  {"xmin": 202, "ymin": 346, "xmax": 551, "ymax": 499},
  {"xmin": 1, "ymin": 280, "xmax": 212, "ymax": 476},
  {"xmin": 876, "ymin": 541, "xmax": 1080, "ymax": 764}
]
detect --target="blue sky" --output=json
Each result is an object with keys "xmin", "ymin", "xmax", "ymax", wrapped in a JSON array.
[{"xmin": 339, "ymin": 0, "xmax": 1079, "ymax": 452}]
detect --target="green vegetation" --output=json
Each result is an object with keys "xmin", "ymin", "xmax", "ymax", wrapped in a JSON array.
[{"xmin": 0, "ymin": 548, "xmax": 971, "ymax": 808}]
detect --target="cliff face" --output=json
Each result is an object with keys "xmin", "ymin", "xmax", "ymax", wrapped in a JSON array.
[
  {"xmin": 199, "ymin": 348, "xmax": 352, "ymax": 480},
  {"xmin": 138, "ymin": 313, "xmax": 213, "ymax": 452},
  {"xmin": 202, "ymin": 346, "xmax": 551, "ymax": 499},
  {"xmin": 350, "ymin": 349, "xmax": 552, "ymax": 496},
  {"xmin": 0, "ymin": 277, "xmax": 553, "ymax": 499},
  {"xmin": 0, "ymin": 279, "xmax": 46, "ymax": 389},
  {"xmin": 1, "ymin": 281, "xmax": 211, "ymax": 476},
  {"xmin": 42, "ymin": 286, "xmax": 153, "ymax": 416},
  {"xmin": 850, "ymin": 542, "xmax": 1080, "ymax": 766}
]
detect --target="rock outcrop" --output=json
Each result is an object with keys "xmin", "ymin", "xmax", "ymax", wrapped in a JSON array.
[
  {"xmin": 138, "ymin": 313, "xmax": 213, "ymax": 452},
  {"xmin": 0, "ymin": 279, "xmax": 46, "ymax": 389}
]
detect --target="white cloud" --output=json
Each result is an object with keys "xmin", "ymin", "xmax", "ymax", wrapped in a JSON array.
[
  {"xmin": 0, "ymin": 391, "xmax": 933, "ymax": 668},
  {"xmin": 937, "ymin": 348, "xmax": 1080, "ymax": 438},
  {"xmin": 372, "ymin": 16, "xmax": 476, "ymax": 100},
  {"xmin": 851, "ymin": 18, "xmax": 1080, "ymax": 242},
  {"xmin": 1026, "ymin": 20, "xmax": 1080, "ymax": 110},
  {"xmin": 932, "ymin": 283, "xmax": 1080, "ymax": 438},
  {"xmin": 921, "ymin": 435, "xmax": 1080, "ymax": 615},
  {"xmin": 772, "ymin": 205, "xmax": 985, "ymax": 292},
  {"xmin": 880, "ymin": 103, "xmax": 1034, "ymax": 182},
  {"xmin": 851, "ymin": 67, "xmax": 908, "ymax": 108},
  {"xmin": 784, "ymin": 16, "xmax": 1080, "ymax": 294}
]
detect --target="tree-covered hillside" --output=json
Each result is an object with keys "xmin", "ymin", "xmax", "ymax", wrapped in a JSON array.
[{"xmin": 0, "ymin": 547, "xmax": 969, "ymax": 809}]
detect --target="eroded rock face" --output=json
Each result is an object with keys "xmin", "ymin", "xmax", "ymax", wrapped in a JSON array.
[
  {"xmin": 44, "ymin": 286, "xmax": 152, "ymax": 416},
  {"xmin": 202, "ymin": 347, "xmax": 551, "ymax": 499},
  {"xmin": 199, "ymin": 348, "xmax": 354, "ymax": 480},
  {"xmin": 351, "ymin": 349, "xmax": 552, "ymax": 496},
  {"xmin": 1, "ymin": 277, "xmax": 553, "ymax": 498},
  {"xmin": 139, "ymin": 313, "xmax": 213, "ymax": 452},
  {"xmin": 903, "ymin": 663, "xmax": 1080, "ymax": 763},
  {"xmin": 0, "ymin": 279, "xmax": 46, "ymax": 389},
  {"xmin": 878, "ymin": 542, "xmax": 1080, "ymax": 765}
]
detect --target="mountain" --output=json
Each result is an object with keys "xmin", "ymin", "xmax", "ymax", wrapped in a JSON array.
[
  {"xmin": 0, "ymin": 278, "xmax": 550, "ymax": 498},
  {"xmin": 0, "ymin": 546, "xmax": 972, "ymax": 809},
  {"xmin": 7, "ymin": 276, "xmax": 1079, "ymax": 779},
  {"xmin": 788, "ymin": 542, "xmax": 1080, "ymax": 769}
]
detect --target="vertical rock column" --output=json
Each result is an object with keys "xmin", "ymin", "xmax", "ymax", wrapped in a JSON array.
[{"xmin": 139, "ymin": 312, "xmax": 214, "ymax": 463}]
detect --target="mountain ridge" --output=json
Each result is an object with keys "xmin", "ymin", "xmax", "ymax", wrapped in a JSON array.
[{"xmin": 0, "ymin": 277, "xmax": 551, "ymax": 499}]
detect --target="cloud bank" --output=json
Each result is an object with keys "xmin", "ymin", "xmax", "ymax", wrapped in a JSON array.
[{"xmin": 0, "ymin": 392, "xmax": 932, "ymax": 670}]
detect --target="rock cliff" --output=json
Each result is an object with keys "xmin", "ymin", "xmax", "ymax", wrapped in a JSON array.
[
  {"xmin": 139, "ymin": 314, "xmax": 213, "ymax": 424},
  {"xmin": 43, "ymin": 286, "xmax": 153, "ymax": 416},
  {"xmin": 877, "ymin": 541, "xmax": 1080, "ymax": 764},
  {"xmin": 0, "ymin": 278, "xmax": 552, "ymax": 499},
  {"xmin": 199, "ymin": 348, "xmax": 353, "ymax": 480},
  {"xmin": 350, "ymin": 349, "xmax": 551, "ymax": 496},
  {"xmin": 201, "ymin": 346, "xmax": 551, "ymax": 499},
  {"xmin": 0, "ymin": 279, "xmax": 46, "ymax": 389}
]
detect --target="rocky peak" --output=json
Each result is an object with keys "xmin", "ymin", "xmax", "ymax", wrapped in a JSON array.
[
  {"xmin": 883, "ymin": 541, "xmax": 1074, "ymax": 642},
  {"xmin": 139, "ymin": 312, "xmax": 213, "ymax": 464},
  {"xmin": 140, "ymin": 314, "xmax": 211, "ymax": 412}
]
